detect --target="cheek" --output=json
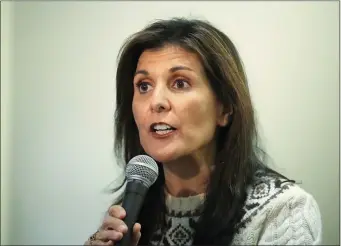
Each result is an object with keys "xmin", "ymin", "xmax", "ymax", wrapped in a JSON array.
[
  {"xmin": 179, "ymin": 97, "xmax": 218, "ymax": 134},
  {"xmin": 132, "ymin": 102, "xmax": 143, "ymax": 129},
  {"xmin": 132, "ymin": 104, "xmax": 138, "ymax": 123},
  {"xmin": 132, "ymin": 102, "xmax": 150, "ymax": 134}
]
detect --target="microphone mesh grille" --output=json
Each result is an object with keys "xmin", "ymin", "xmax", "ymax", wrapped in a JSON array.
[{"xmin": 125, "ymin": 155, "xmax": 159, "ymax": 188}]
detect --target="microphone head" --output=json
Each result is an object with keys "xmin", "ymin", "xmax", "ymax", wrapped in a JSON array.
[{"xmin": 125, "ymin": 155, "xmax": 159, "ymax": 188}]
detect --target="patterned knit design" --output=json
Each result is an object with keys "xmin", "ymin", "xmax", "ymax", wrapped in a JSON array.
[
  {"xmin": 149, "ymin": 172, "xmax": 322, "ymax": 245},
  {"xmin": 149, "ymin": 193, "xmax": 204, "ymax": 245}
]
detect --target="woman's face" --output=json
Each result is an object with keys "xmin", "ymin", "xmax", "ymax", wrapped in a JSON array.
[{"xmin": 132, "ymin": 45, "xmax": 228, "ymax": 163}]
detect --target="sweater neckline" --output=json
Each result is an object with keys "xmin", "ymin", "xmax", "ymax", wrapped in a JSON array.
[{"xmin": 165, "ymin": 191, "xmax": 205, "ymax": 215}]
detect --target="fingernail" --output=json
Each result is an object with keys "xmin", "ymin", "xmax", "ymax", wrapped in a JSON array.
[
  {"xmin": 119, "ymin": 211, "xmax": 125, "ymax": 219},
  {"xmin": 118, "ymin": 225, "xmax": 127, "ymax": 232}
]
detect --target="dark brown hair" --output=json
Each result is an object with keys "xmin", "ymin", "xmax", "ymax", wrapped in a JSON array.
[{"xmin": 113, "ymin": 17, "xmax": 288, "ymax": 245}]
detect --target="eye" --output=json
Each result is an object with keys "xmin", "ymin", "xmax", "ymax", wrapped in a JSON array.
[
  {"xmin": 136, "ymin": 81, "xmax": 152, "ymax": 93},
  {"xmin": 173, "ymin": 79, "xmax": 190, "ymax": 89}
]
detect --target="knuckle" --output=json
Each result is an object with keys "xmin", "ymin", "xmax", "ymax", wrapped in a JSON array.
[
  {"xmin": 102, "ymin": 217, "xmax": 120, "ymax": 230},
  {"xmin": 112, "ymin": 230, "xmax": 123, "ymax": 240},
  {"xmin": 99, "ymin": 230, "xmax": 122, "ymax": 242},
  {"xmin": 101, "ymin": 218, "xmax": 110, "ymax": 229},
  {"xmin": 95, "ymin": 231, "xmax": 105, "ymax": 240},
  {"xmin": 106, "ymin": 241, "xmax": 114, "ymax": 246},
  {"xmin": 90, "ymin": 240, "xmax": 103, "ymax": 246},
  {"xmin": 109, "ymin": 205, "xmax": 124, "ymax": 217},
  {"xmin": 108, "ymin": 206, "xmax": 115, "ymax": 214}
]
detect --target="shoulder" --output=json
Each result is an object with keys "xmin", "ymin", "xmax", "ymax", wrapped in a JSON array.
[{"xmin": 235, "ymin": 170, "xmax": 322, "ymax": 245}]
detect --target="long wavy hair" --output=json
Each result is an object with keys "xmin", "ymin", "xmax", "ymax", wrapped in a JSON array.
[{"xmin": 113, "ymin": 18, "xmax": 290, "ymax": 245}]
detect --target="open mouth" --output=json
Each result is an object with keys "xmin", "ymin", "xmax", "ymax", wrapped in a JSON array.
[{"xmin": 150, "ymin": 122, "xmax": 177, "ymax": 135}]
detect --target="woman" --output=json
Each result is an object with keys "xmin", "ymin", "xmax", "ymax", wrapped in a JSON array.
[{"xmin": 85, "ymin": 18, "xmax": 322, "ymax": 245}]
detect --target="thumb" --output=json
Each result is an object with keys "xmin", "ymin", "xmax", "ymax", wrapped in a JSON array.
[{"xmin": 132, "ymin": 223, "xmax": 141, "ymax": 246}]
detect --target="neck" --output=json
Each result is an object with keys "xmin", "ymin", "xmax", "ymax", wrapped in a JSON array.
[{"xmin": 162, "ymin": 144, "xmax": 216, "ymax": 197}]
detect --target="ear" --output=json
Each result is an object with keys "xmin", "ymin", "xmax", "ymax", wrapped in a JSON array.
[{"xmin": 216, "ymin": 103, "xmax": 232, "ymax": 127}]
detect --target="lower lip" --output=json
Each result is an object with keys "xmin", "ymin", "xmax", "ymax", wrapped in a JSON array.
[{"xmin": 151, "ymin": 129, "xmax": 177, "ymax": 138}]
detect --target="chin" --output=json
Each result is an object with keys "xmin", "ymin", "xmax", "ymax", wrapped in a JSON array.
[
  {"xmin": 148, "ymin": 154, "xmax": 177, "ymax": 163},
  {"xmin": 145, "ymin": 149, "xmax": 179, "ymax": 163}
]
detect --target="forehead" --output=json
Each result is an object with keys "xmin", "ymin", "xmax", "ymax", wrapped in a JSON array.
[{"xmin": 136, "ymin": 45, "xmax": 203, "ymax": 72}]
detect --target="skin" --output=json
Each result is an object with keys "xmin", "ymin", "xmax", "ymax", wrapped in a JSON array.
[
  {"xmin": 85, "ymin": 206, "xmax": 141, "ymax": 246},
  {"xmin": 86, "ymin": 45, "xmax": 229, "ymax": 246},
  {"xmin": 132, "ymin": 45, "xmax": 228, "ymax": 197}
]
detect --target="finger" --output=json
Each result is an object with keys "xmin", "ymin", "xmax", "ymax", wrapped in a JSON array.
[
  {"xmin": 132, "ymin": 223, "xmax": 141, "ymax": 246},
  {"xmin": 97, "ymin": 230, "xmax": 124, "ymax": 241},
  {"xmin": 132, "ymin": 231, "xmax": 141, "ymax": 246},
  {"xmin": 101, "ymin": 217, "xmax": 128, "ymax": 233},
  {"xmin": 89, "ymin": 239, "xmax": 113, "ymax": 246},
  {"xmin": 133, "ymin": 223, "xmax": 141, "ymax": 234},
  {"xmin": 108, "ymin": 205, "xmax": 126, "ymax": 219}
]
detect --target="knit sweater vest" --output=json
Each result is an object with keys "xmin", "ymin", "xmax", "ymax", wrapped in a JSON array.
[{"xmin": 148, "ymin": 171, "xmax": 322, "ymax": 245}]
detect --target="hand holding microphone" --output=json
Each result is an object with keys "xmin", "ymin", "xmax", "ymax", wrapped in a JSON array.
[
  {"xmin": 86, "ymin": 205, "xmax": 141, "ymax": 246},
  {"xmin": 86, "ymin": 155, "xmax": 158, "ymax": 246}
]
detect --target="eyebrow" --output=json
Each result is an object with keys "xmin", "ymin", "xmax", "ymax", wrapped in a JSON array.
[{"xmin": 134, "ymin": 65, "xmax": 194, "ymax": 76}]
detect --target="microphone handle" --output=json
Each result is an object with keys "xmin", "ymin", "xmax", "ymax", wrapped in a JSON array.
[{"xmin": 116, "ymin": 181, "xmax": 148, "ymax": 246}]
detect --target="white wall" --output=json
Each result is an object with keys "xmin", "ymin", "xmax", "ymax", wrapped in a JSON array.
[
  {"xmin": 2, "ymin": 1, "xmax": 339, "ymax": 245},
  {"xmin": 1, "ymin": 2, "xmax": 14, "ymax": 245}
]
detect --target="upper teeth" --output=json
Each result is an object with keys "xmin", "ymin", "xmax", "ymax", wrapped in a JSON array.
[{"xmin": 153, "ymin": 124, "xmax": 173, "ymax": 130}]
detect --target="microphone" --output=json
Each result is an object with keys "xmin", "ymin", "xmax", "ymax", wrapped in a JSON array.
[{"xmin": 116, "ymin": 155, "xmax": 159, "ymax": 246}]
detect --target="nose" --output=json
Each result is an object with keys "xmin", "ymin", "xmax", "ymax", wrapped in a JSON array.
[{"xmin": 150, "ymin": 85, "xmax": 171, "ymax": 113}]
